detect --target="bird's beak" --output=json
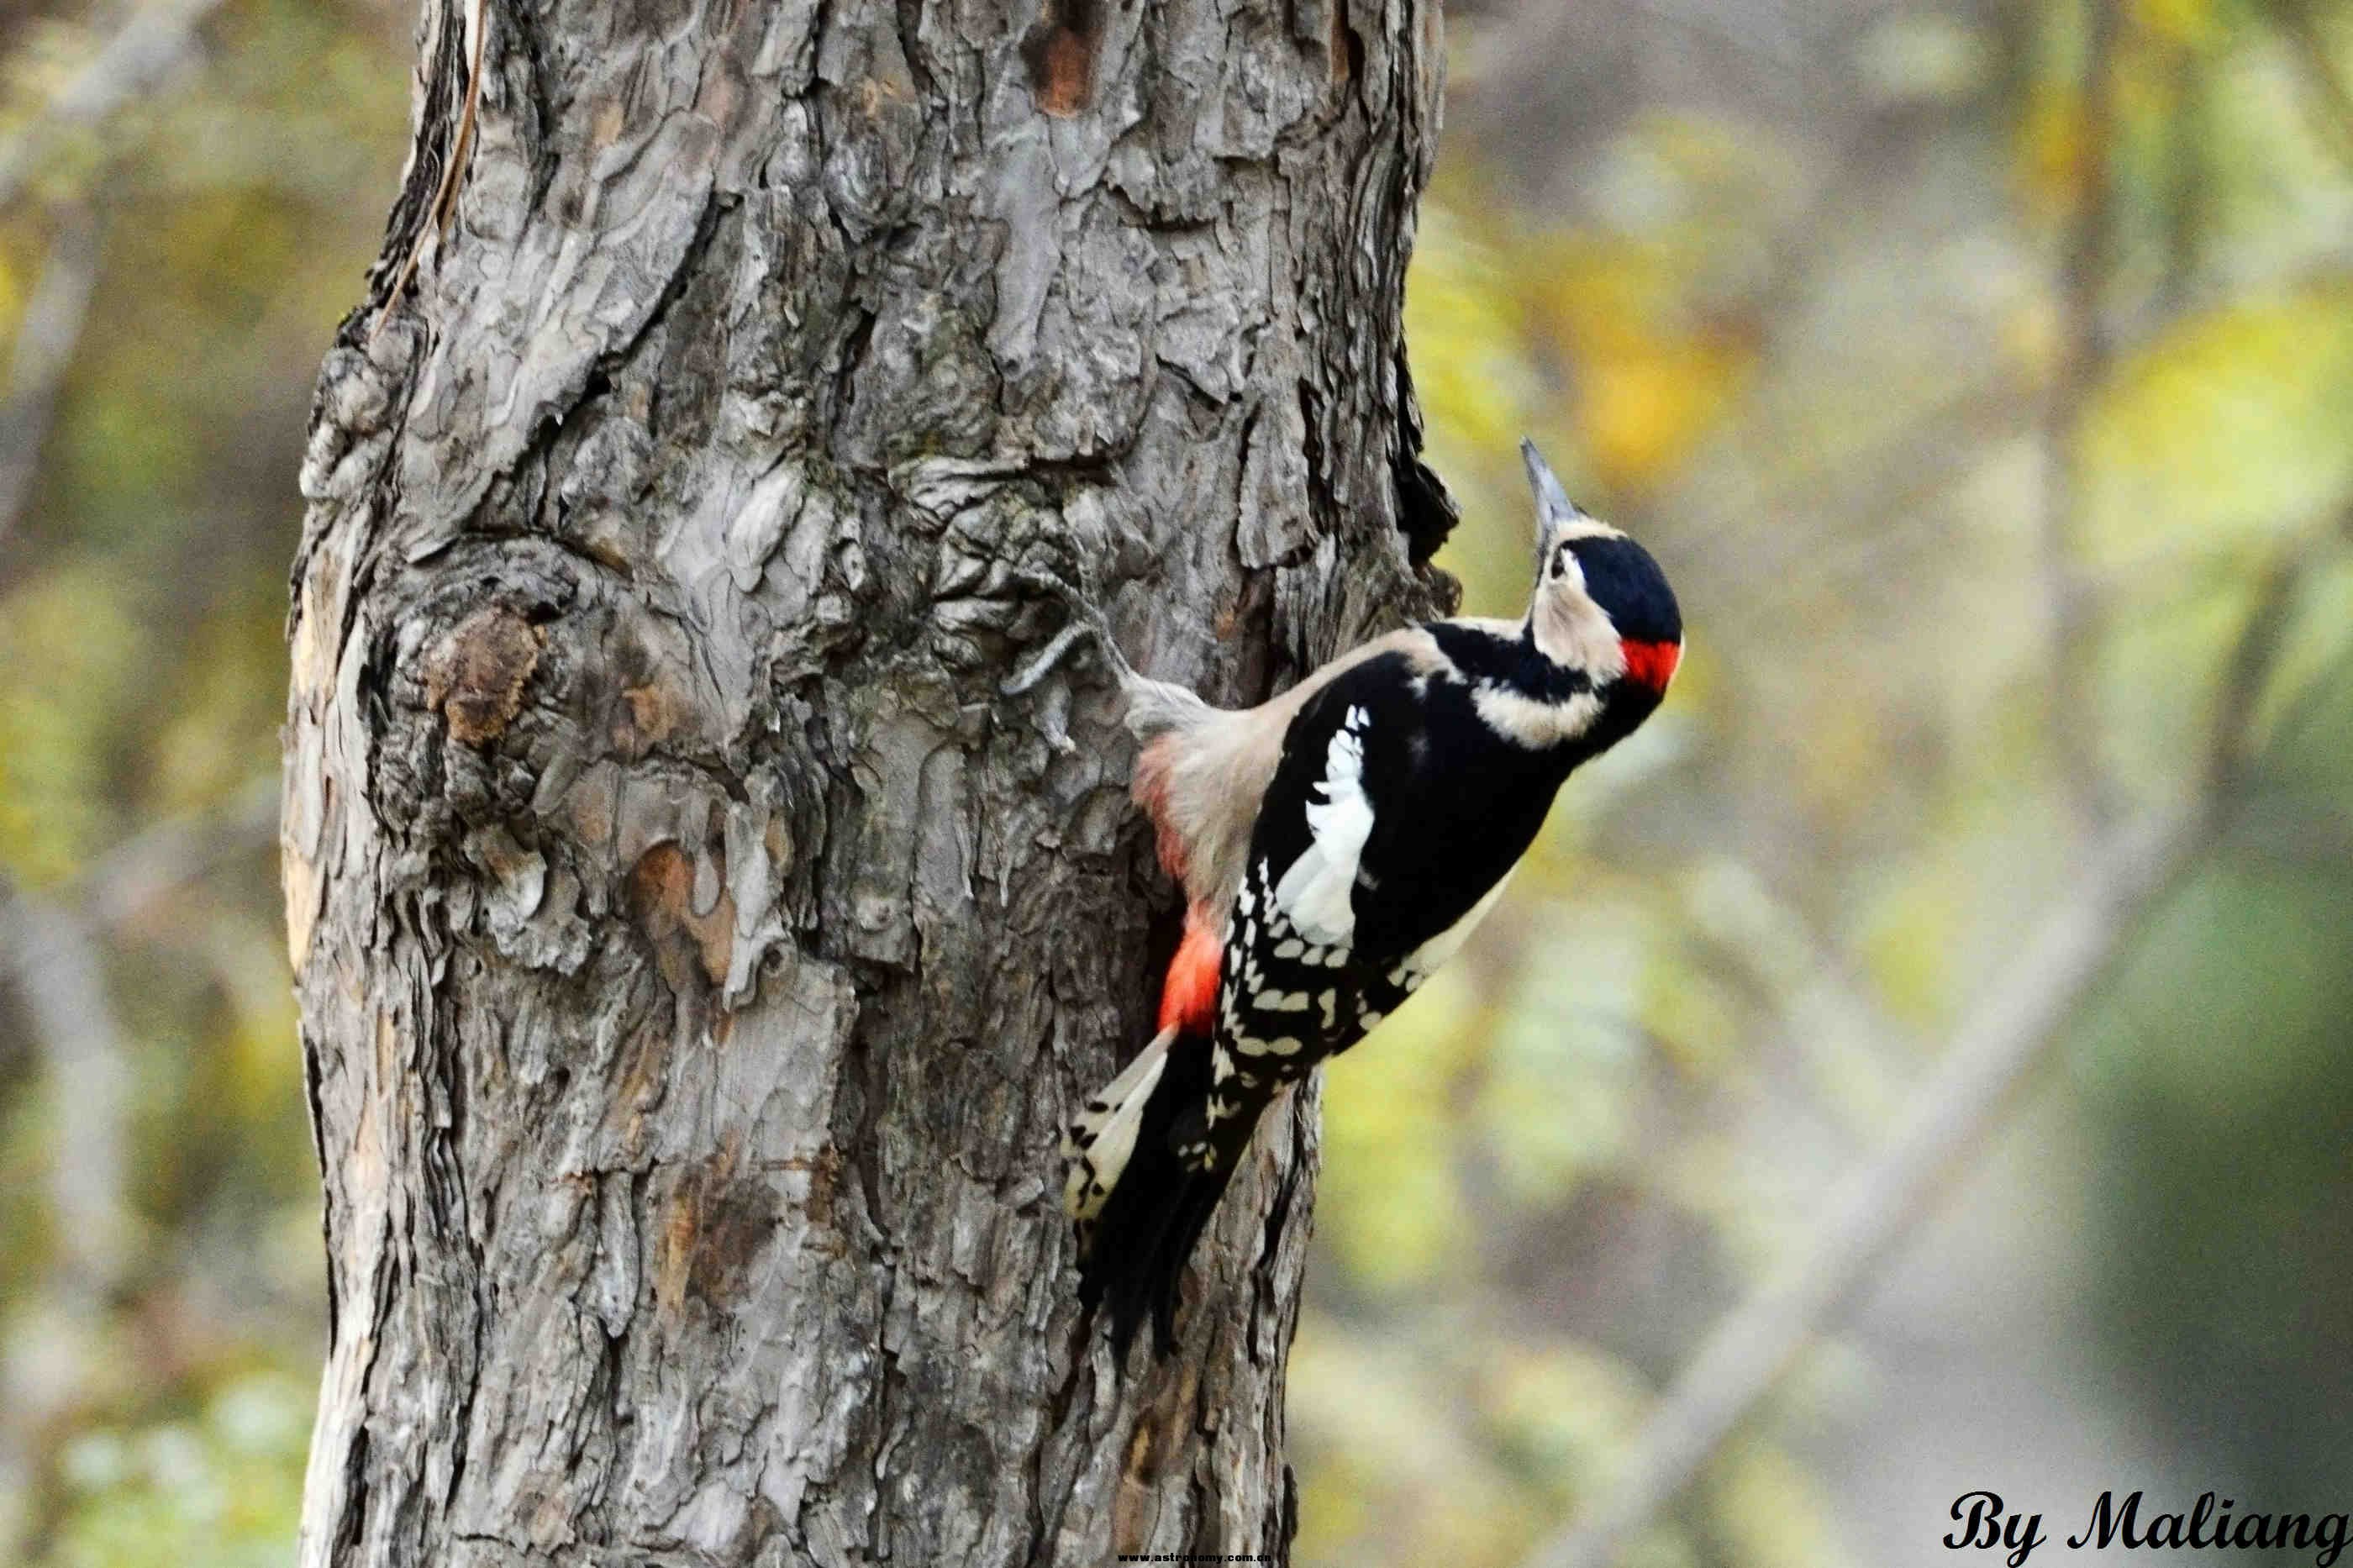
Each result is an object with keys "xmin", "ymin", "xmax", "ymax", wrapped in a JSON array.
[{"xmin": 1520, "ymin": 437, "xmax": 1584, "ymax": 556}]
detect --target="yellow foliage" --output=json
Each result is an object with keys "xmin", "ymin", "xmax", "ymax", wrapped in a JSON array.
[
  {"xmin": 1319, "ymin": 967, "xmax": 1484, "ymax": 1290},
  {"xmin": 2100, "ymin": 570, "xmax": 2250, "ymax": 789},
  {"xmin": 2128, "ymin": 0, "xmax": 2219, "ymax": 50},
  {"xmin": 1640, "ymin": 951, "xmax": 1741, "ymax": 1078},
  {"xmin": 150, "ymin": 597, "xmax": 282, "ymax": 815},
  {"xmin": 1855, "ymin": 856, "xmax": 1970, "ymax": 1029},
  {"xmin": 1528, "ymin": 239, "xmax": 1750, "ymax": 492},
  {"xmin": 1530, "ymin": 240, "xmax": 1682, "ymax": 345},
  {"xmin": 1787, "ymin": 671, "xmax": 1889, "ymax": 832},
  {"xmin": 1579, "ymin": 334, "xmax": 1748, "ymax": 492},
  {"xmin": 1481, "ymin": 1339, "xmax": 1653, "ymax": 1496},
  {"xmin": 1405, "ymin": 201, "xmax": 1544, "ymax": 472},
  {"xmin": 1290, "ymin": 1325, "xmax": 1534, "ymax": 1567},
  {"xmin": 2249, "ymin": 556, "xmax": 2353, "ymax": 750},
  {"xmin": 11, "ymin": 0, "xmax": 2353, "ymax": 1562},
  {"xmin": 0, "ymin": 249, "xmax": 21, "ymax": 348},
  {"xmin": 1476, "ymin": 907, "xmax": 1651, "ymax": 1201},
  {"xmin": 2082, "ymin": 290, "xmax": 2353, "ymax": 566},
  {"xmin": 0, "ymin": 567, "xmax": 144, "ymax": 886},
  {"xmin": 2014, "ymin": 80, "xmax": 2090, "ymax": 217},
  {"xmin": 1708, "ymin": 1437, "xmax": 1850, "ymax": 1568},
  {"xmin": 1412, "ymin": 182, "xmax": 1751, "ymax": 521}
]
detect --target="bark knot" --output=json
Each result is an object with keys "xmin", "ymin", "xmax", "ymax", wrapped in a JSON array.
[{"xmin": 424, "ymin": 605, "xmax": 545, "ymax": 746}]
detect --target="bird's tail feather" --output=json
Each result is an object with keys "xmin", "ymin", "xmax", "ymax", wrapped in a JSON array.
[
  {"xmin": 1120, "ymin": 675, "xmax": 1213, "ymax": 745},
  {"xmin": 1063, "ymin": 1028, "xmax": 1236, "ymax": 1355}
]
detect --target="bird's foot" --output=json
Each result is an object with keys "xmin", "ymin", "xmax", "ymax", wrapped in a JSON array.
[
  {"xmin": 998, "ymin": 566, "xmax": 1134, "ymax": 696},
  {"xmin": 1002, "ymin": 614, "xmax": 1099, "ymax": 699}
]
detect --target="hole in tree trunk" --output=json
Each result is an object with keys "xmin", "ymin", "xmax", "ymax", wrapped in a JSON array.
[{"xmin": 1022, "ymin": 0, "xmax": 1103, "ymax": 118}]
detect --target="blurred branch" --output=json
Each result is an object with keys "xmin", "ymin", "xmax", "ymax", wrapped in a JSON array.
[
  {"xmin": 1522, "ymin": 813, "xmax": 2199, "ymax": 1568},
  {"xmin": 1453, "ymin": 0, "xmax": 1812, "ymax": 94},
  {"xmin": 0, "ymin": 0, "xmax": 229, "ymax": 213},
  {"xmin": 1703, "ymin": 379, "xmax": 2030, "ymax": 639},
  {"xmin": 81, "ymin": 775, "xmax": 277, "ymax": 930},
  {"xmin": 0, "ymin": 0, "xmax": 237, "ymax": 554},
  {"xmin": 0, "ymin": 888, "xmax": 133, "ymax": 1305},
  {"xmin": 1521, "ymin": 536, "xmax": 2332, "ymax": 1568},
  {"xmin": 0, "ymin": 205, "xmax": 101, "ymax": 555},
  {"xmin": 2204, "ymin": 545, "xmax": 2310, "ymax": 798},
  {"xmin": 2229, "ymin": 802, "xmax": 2353, "ymax": 866},
  {"xmin": 0, "ymin": 776, "xmax": 276, "ymax": 1290},
  {"xmin": 2042, "ymin": 0, "xmax": 2124, "ymax": 834},
  {"xmin": 0, "ymin": 778, "xmax": 276, "ymax": 1561},
  {"xmin": 2156, "ymin": 48, "xmax": 2208, "ymax": 319},
  {"xmin": 2273, "ymin": 0, "xmax": 2353, "ymax": 167}
]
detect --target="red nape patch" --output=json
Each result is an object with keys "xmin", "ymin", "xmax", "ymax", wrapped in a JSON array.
[
  {"xmin": 1620, "ymin": 639, "xmax": 1682, "ymax": 693},
  {"xmin": 1157, "ymin": 907, "xmax": 1222, "ymax": 1036}
]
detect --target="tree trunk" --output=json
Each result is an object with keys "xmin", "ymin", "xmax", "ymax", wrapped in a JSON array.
[{"xmin": 282, "ymin": 1, "xmax": 1452, "ymax": 1562}]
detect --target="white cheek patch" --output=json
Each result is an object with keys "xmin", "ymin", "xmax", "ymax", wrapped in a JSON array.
[
  {"xmin": 1273, "ymin": 705, "xmax": 1375, "ymax": 945},
  {"xmin": 1531, "ymin": 581, "xmax": 1629, "ymax": 682},
  {"xmin": 1473, "ymin": 684, "xmax": 1603, "ymax": 749}
]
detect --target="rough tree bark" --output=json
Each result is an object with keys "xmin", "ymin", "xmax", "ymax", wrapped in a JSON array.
[{"xmin": 283, "ymin": 1, "xmax": 1454, "ymax": 1562}]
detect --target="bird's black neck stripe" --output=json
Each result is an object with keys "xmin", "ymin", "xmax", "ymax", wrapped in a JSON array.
[{"xmin": 1429, "ymin": 619, "xmax": 1597, "ymax": 703}]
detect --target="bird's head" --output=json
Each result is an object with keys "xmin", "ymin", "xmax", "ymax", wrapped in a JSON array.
[{"xmin": 1519, "ymin": 438, "xmax": 1683, "ymax": 698}]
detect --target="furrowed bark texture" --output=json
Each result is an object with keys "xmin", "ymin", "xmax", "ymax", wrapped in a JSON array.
[{"xmin": 284, "ymin": 2, "xmax": 1453, "ymax": 1563}]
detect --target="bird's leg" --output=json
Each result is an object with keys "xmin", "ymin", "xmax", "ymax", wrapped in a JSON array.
[
  {"xmin": 1002, "ymin": 616, "xmax": 1100, "ymax": 698},
  {"xmin": 1000, "ymin": 566, "xmax": 1138, "ymax": 696}
]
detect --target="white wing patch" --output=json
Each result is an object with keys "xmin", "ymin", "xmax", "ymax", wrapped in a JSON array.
[
  {"xmin": 1272, "ymin": 705, "xmax": 1374, "ymax": 946},
  {"xmin": 1061, "ymin": 1025, "xmax": 1176, "ymax": 1223}
]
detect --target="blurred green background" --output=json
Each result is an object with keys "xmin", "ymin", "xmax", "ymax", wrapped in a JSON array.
[{"xmin": 3, "ymin": 0, "xmax": 2351, "ymax": 1563}]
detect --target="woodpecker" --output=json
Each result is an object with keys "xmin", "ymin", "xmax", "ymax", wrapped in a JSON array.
[{"xmin": 1008, "ymin": 439, "xmax": 1683, "ymax": 1354}]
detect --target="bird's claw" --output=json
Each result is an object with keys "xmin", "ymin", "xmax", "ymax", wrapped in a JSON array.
[
  {"xmin": 1003, "ymin": 618, "xmax": 1097, "ymax": 699},
  {"xmin": 998, "ymin": 565, "xmax": 1131, "ymax": 696}
]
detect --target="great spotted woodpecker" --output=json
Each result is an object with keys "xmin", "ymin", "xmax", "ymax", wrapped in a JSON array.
[{"xmin": 1008, "ymin": 439, "xmax": 1683, "ymax": 1353}]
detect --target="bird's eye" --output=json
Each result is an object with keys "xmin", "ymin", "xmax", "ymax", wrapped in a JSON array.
[{"xmin": 1550, "ymin": 547, "xmax": 1571, "ymax": 581}]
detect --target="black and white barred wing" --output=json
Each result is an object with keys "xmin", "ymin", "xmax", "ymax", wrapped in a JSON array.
[
  {"xmin": 1212, "ymin": 666, "xmax": 1410, "ymax": 1097},
  {"xmin": 1214, "ymin": 655, "xmax": 1524, "ymax": 1106}
]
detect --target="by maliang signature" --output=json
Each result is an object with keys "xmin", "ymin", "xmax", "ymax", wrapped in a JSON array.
[{"xmin": 1946, "ymin": 1488, "xmax": 2350, "ymax": 1567}]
